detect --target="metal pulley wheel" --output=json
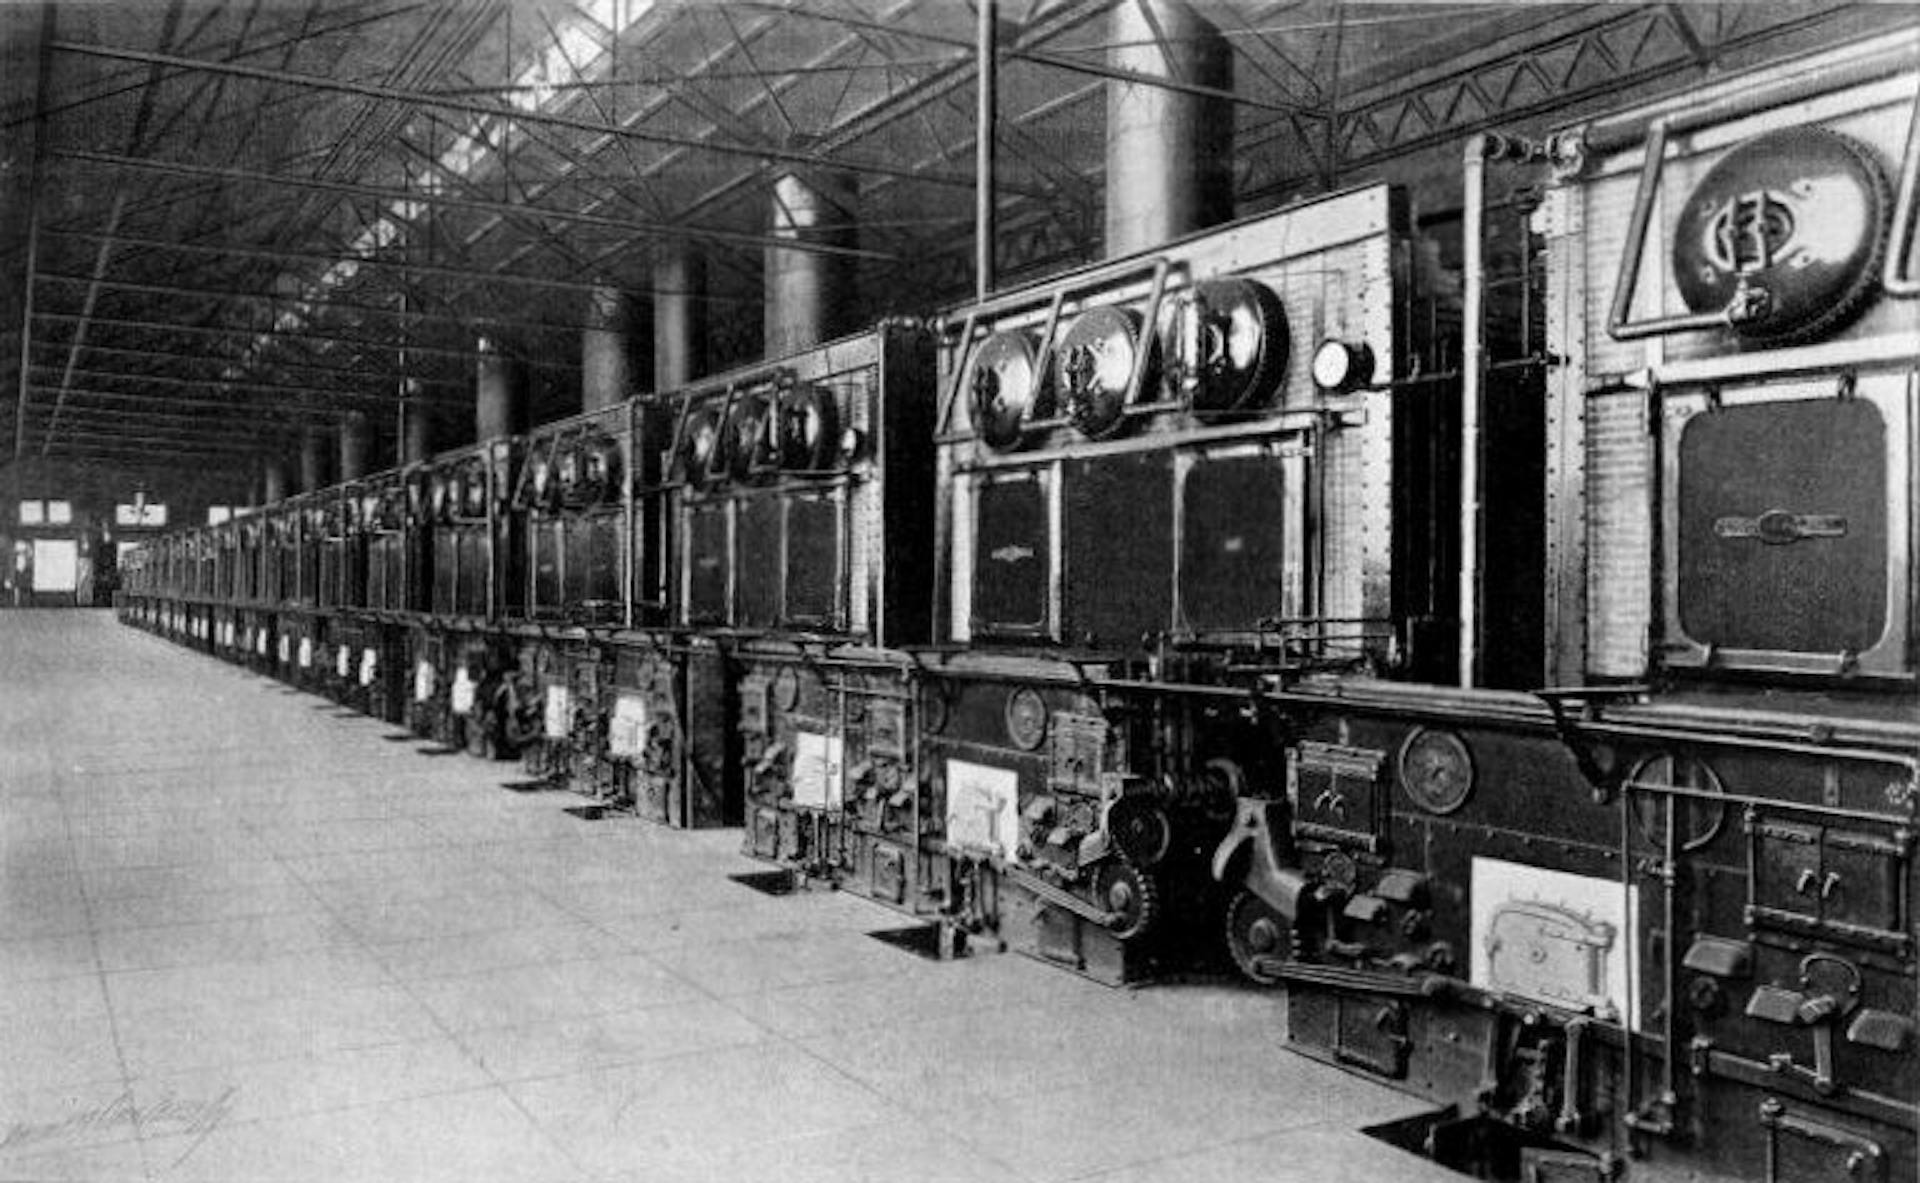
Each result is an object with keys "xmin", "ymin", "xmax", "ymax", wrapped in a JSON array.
[
  {"xmin": 1672, "ymin": 126, "xmax": 1891, "ymax": 343},
  {"xmin": 966, "ymin": 330, "xmax": 1047, "ymax": 451},
  {"xmin": 681, "ymin": 406, "xmax": 724, "ymax": 488},
  {"xmin": 777, "ymin": 384, "xmax": 840, "ymax": 472},
  {"xmin": 580, "ymin": 434, "xmax": 622, "ymax": 503},
  {"xmin": 1055, "ymin": 306, "xmax": 1144, "ymax": 441},
  {"xmin": 1225, "ymin": 889, "xmax": 1292, "ymax": 985},
  {"xmin": 1161, "ymin": 278, "xmax": 1289, "ymax": 416},
  {"xmin": 1095, "ymin": 860, "xmax": 1159, "ymax": 942},
  {"xmin": 1105, "ymin": 794, "xmax": 1173, "ymax": 868},
  {"xmin": 728, "ymin": 393, "xmax": 775, "ymax": 481}
]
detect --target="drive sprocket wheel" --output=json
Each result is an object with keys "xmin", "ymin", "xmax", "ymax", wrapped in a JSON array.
[
  {"xmin": 1225, "ymin": 889, "xmax": 1293, "ymax": 986},
  {"xmin": 1095, "ymin": 860, "xmax": 1159, "ymax": 942},
  {"xmin": 1106, "ymin": 795, "xmax": 1173, "ymax": 868}
]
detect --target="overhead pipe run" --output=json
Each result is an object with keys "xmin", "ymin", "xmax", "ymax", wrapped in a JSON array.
[
  {"xmin": 653, "ymin": 246, "xmax": 706, "ymax": 391},
  {"xmin": 1103, "ymin": 0, "xmax": 1235, "ymax": 258},
  {"xmin": 765, "ymin": 171, "xmax": 856, "ymax": 358}
]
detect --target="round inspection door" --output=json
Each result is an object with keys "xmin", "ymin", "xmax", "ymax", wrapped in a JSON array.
[
  {"xmin": 1160, "ymin": 278, "xmax": 1289, "ymax": 416},
  {"xmin": 777, "ymin": 385, "xmax": 841, "ymax": 472},
  {"xmin": 1672, "ymin": 126, "xmax": 1890, "ymax": 343},
  {"xmin": 682, "ymin": 407, "xmax": 724, "ymax": 488},
  {"xmin": 581, "ymin": 435, "xmax": 622, "ymax": 502},
  {"xmin": 728, "ymin": 394, "xmax": 775, "ymax": 481},
  {"xmin": 966, "ymin": 331, "xmax": 1046, "ymax": 451},
  {"xmin": 1056, "ymin": 306, "xmax": 1145, "ymax": 441},
  {"xmin": 555, "ymin": 441, "xmax": 584, "ymax": 503},
  {"xmin": 530, "ymin": 452, "xmax": 558, "ymax": 509}
]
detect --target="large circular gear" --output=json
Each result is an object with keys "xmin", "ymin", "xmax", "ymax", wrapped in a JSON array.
[
  {"xmin": 1225, "ymin": 889, "xmax": 1293, "ymax": 986},
  {"xmin": 1095, "ymin": 860, "xmax": 1159, "ymax": 942},
  {"xmin": 1105, "ymin": 795, "xmax": 1173, "ymax": 869}
]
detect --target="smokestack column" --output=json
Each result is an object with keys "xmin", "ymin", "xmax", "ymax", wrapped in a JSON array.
[
  {"xmin": 1103, "ymin": 0, "xmax": 1235, "ymax": 257},
  {"xmin": 764, "ymin": 171, "xmax": 856, "ymax": 357},
  {"xmin": 653, "ymin": 245, "xmax": 707, "ymax": 391}
]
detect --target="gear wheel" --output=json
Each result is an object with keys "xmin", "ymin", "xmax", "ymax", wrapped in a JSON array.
[
  {"xmin": 1225, "ymin": 889, "xmax": 1293, "ymax": 986},
  {"xmin": 1106, "ymin": 795, "xmax": 1173, "ymax": 868},
  {"xmin": 1095, "ymin": 860, "xmax": 1159, "ymax": 942}
]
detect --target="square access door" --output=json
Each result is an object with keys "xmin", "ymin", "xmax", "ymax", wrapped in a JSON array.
[{"xmin": 1660, "ymin": 373, "xmax": 1911, "ymax": 679}]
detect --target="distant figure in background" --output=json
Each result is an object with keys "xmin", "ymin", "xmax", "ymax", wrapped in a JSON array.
[
  {"xmin": 10, "ymin": 540, "xmax": 32, "ymax": 608},
  {"xmin": 74, "ymin": 543, "xmax": 94, "ymax": 608}
]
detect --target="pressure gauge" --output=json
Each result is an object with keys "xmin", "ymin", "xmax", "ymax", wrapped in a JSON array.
[
  {"xmin": 1398, "ymin": 727, "xmax": 1474, "ymax": 815},
  {"xmin": 1311, "ymin": 339, "xmax": 1373, "ymax": 393},
  {"xmin": 1004, "ymin": 687, "xmax": 1049, "ymax": 751}
]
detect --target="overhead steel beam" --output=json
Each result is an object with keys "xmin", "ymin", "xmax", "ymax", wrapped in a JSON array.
[
  {"xmin": 48, "ymin": 151, "xmax": 890, "ymax": 263},
  {"xmin": 0, "ymin": 2, "xmax": 418, "ymax": 133},
  {"xmin": 19, "ymin": 395, "xmax": 307, "ymax": 428},
  {"xmin": 668, "ymin": 0, "xmax": 1108, "ymax": 227},
  {"xmin": 24, "ymin": 364, "xmax": 464, "ymax": 408},
  {"xmin": 27, "ymin": 388, "xmax": 380, "ymax": 424},
  {"xmin": 33, "ymin": 312, "xmax": 580, "ymax": 370},
  {"xmin": 28, "ymin": 340, "xmax": 461, "ymax": 391},
  {"xmin": 38, "ymin": 437, "xmax": 269, "ymax": 460},
  {"xmin": 51, "ymin": 38, "xmax": 1003, "ymax": 193},
  {"xmin": 734, "ymin": 0, "xmax": 1310, "ymax": 115},
  {"xmin": 43, "ymin": 227, "xmax": 676, "ymax": 300},
  {"xmin": 42, "ymin": 191, "xmax": 128, "ymax": 453},
  {"xmin": 24, "ymin": 407, "xmax": 293, "ymax": 443},
  {"xmin": 33, "ymin": 271, "xmax": 592, "ymax": 339}
]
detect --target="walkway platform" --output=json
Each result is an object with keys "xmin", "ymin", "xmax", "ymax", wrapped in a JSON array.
[{"xmin": 2, "ymin": 612, "xmax": 1454, "ymax": 1183}]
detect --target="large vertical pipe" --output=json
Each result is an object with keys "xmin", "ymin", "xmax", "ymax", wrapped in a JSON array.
[
  {"xmin": 299, "ymin": 427, "xmax": 328, "ymax": 492},
  {"xmin": 1459, "ymin": 134, "xmax": 1490, "ymax": 690},
  {"xmin": 474, "ymin": 336, "xmax": 526, "ymax": 440},
  {"xmin": 337, "ymin": 411, "xmax": 370, "ymax": 481},
  {"xmin": 765, "ymin": 171, "xmax": 855, "ymax": 358},
  {"xmin": 582, "ymin": 284, "xmax": 639, "ymax": 410},
  {"xmin": 653, "ymin": 245, "xmax": 706, "ymax": 390},
  {"xmin": 399, "ymin": 379, "xmax": 432, "ymax": 464},
  {"xmin": 1103, "ymin": 0, "xmax": 1234, "ymax": 257},
  {"xmin": 975, "ymin": 0, "xmax": 997, "ymax": 300}
]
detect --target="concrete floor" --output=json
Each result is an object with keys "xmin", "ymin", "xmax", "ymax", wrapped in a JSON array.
[{"xmin": 2, "ymin": 612, "xmax": 1460, "ymax": 1183}]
